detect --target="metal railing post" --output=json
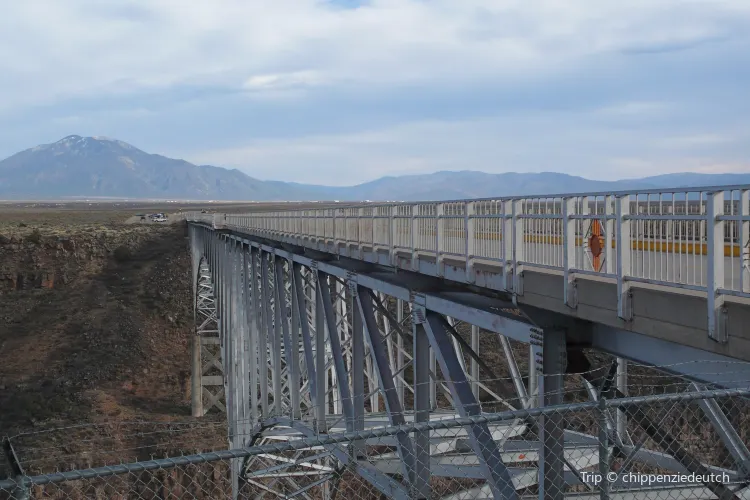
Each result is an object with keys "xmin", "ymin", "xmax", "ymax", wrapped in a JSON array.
[
  {"xmin": 707, "ymin": 191, "xmax": 727, "ymax": 342},
  {"xmin": 436, "ymin": 203, "xmax": 444, "ymax": 276},
  {"xmin": 411, "ymin": 205, "xmax": 419, "ymax": 271},
  {"xmin": 512, "ymin": 199, "xmax": 524, "ymax": 296},
  {"xmin": 466, "ymin": 201, "xmax": 475, "ymax": 282},
  {"xmin": 598, "ymin": 397, "xmax": 610, "ymax": 500},
  {"xmin": 563, "ymin": 197, "xmax": 577, "ymax": 308},
  {"xmin": 389, "ymin": 206, "xmax": 396, "ymax": 264},
  {"xmin": 616, "ymin": 195, "xmax": 632, "ymax": 320},
  {"xmin": 503, "ymin": 200, "xmax": 514, "ymax": 292},
  {"xmin": 605, "ymin": 195, "xmax": 615, "ymax": 275}
]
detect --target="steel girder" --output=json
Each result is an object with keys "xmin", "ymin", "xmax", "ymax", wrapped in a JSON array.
[{"xmin": 188, "ymin": 225, "xmax": 750, "ymax": 500}]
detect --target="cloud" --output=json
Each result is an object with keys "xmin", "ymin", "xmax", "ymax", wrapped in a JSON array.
[
  {"xmin": 244, "ymin": 71, "xmax": 328, "ymax": 91},
  {"xmin": 184, "ymin": 111, "xmax": 750, "ymax": 185},
  {"xmin": 3, "ymin": 1, "xmax": 749, "ymax": 104},
  {"xmin": 595, "ymin": 101, "xmax": 670, "ymax": 117},
  {"xmin": 1, "ymin": 1, "xmax": 750, "ymax": 184}
]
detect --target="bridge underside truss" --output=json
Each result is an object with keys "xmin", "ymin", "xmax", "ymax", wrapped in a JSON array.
[{"xmin": 188, "ymin": 224, "xmax": 750, "ymax": 500}]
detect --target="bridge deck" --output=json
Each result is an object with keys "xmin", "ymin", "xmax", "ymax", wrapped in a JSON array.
[{"xmin": 188, "ymin": 184, "xmax": 750, "ymax": 361}]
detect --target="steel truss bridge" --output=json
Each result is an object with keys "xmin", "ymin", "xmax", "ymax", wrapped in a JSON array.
[{"xmin": 186, "ymin": 184, "xmax": 750, "ymax": 500}]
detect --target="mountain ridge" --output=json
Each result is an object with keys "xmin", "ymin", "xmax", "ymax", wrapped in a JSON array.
[{"xmin": 1, "ymin": 136, "xmax": 748, "ymax": 201}]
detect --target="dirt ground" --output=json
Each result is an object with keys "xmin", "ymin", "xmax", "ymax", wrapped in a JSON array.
[{"xmin": 0, "ymin": 203, "xmax": 237, "ymax": 476}]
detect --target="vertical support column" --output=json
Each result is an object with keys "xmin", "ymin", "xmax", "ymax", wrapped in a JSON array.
[
  {"xmin": 616, "ymin": 195, "xmax": 632, "ymax": 321},
  {"xmin": 413, "ymin": 316, "xmax": 431, "ymax": 499},
  {"xmin": 275, "ymin": 258, "xmax": 301, "ymax": 420},
  {"xmin": 707, "ymin": 191, "xmax": 727, "ymax": 342},
  {"xmin": 349, "ymin": 279, "xmax": 365, "ymax": 457},
  {"xmin": 292, "ymin": 263, "xmax": 324, "ymax": 431},
  {"xmin": 315, "ymin": 268, "xmax": 327, "ymax": 431},
  {"xmin": 234, "ymin": 244, "xmax": 245, "ymax": 440},
  {"xmin": 381, "ymin": 293, "xmax": 398, "ymax": 397},
  {"xmin": 191, "ymin": 321, "xmax": 203, "ymax": 417},
  {"xmin": 229, "ymin": 242, "xmax": 239, "ymax": 440},
  {"xmin": 615, "ymin": 358, "xmax": 628, "ymax": 443},
  {"xmin": 253, "ymin": 249, "xmax": 269, "ymax": 418},
  {"xmin": 288, "ymin": 259, "xmax": 301, "ymax": 420},
  {"xmin": 528, "ymin": 330, "xmax": 541, "ymax": 408},
  {"xmin": 329, "ymin": 278, "xmax": 340, "ymax": 416},
  {"xmin": 471, "ymin": 325, "xmax": 480, "ymax": 399},
  {"xmin": 598, "ymin": 397, "xmax": 610, "ymax": 500},
  {"xmin": 429, "ymin": 345, "xmax": 437, "ymax": 410},
  {"xmin": 261, "ymin": 251, "xmax": 282, "ymax": 415},
  {"xmin": 190, "ymin": 233, "xmax": 202, "ymax": 418},
  {"xmin": 236, "ymin": 245, "xmax": 250, "ymax": 439},
  {"xmin": 243, "ymin": 247, "xmax": 258, "ymax": 425},
  {"xmin": 338, "ymin": 280, "xmax": 351, "ymax": 399},
  {"xmin": 538, "ymin": 329, "xmax": 566, "ymax": 500},
  {"xmin": 563, "ymin": 197, "xmax": 577, "ymax": 308},
  {"xmin": 226, "ymin": 243, "xmax": 240, "ymax": 500},
  {"xmin": 220, "ymin": 239, "xmax": 231, "ymax": 432},
  {"xmin": 396, "ymin": 299, "xmax": 405, "ymax": 405},
  {"xmin": 272, "ymin": 255, "xmax": 284, "ymax": 413}
]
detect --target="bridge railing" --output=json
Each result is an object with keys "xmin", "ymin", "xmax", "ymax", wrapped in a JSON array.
[
  {"xmin": 188, "ymin": 186, "xmax": 750, "ymax": 292},
  {"xmin": 186, "ymin": 185, "xmax": 750, "ymax": 338}
]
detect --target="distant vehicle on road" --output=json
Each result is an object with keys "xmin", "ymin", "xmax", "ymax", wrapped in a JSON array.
[{"xmin": 153, "ymin": 217, "xmax": 167, "ymax": 222}]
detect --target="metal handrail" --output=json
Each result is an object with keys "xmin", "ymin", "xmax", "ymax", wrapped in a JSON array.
[{"xmin": 186, "ymin": 184, "xmax": 750, "ymax": 343}]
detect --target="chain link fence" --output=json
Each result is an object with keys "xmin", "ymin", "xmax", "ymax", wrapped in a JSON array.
[{"xmin": 2, "ymin": 387, "xmax": 748, "ymax": 499}]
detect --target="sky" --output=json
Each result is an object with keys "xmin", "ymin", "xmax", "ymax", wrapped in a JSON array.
[{"xmin": 1, "ymin": 0, "xmax": 750, "ymax": 186}]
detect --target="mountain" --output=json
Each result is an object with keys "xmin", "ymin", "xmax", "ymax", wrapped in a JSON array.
[
  {"xmin": 0, "ymin": 135, "xmax": 317, "ymax": 200},
  {"xmin": 1, "ymin": 136, "xmax": 748, "ymax": 201},
  {"xmin": 636, "ymin": 173, "xmax": 750, "ymax": 189},
  {"xmin": 325, "ymin": 171, "xmax": 653, "ymax": 201}
]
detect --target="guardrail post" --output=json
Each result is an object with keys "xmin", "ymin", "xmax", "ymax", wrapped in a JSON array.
[
  {"xmin": 563, "ymin": 197, "xmax": 577, "ymax": 308},
  {"xmin": 359, "ymin": 207, "xmax": 366, "ymax": 260},
  {"xmin": 707, "ymin": 191, "xmax": 727, "ymax": 343},
  {"xmin": 314, "ymin": 210, "xmax": 320, "ymax": 249},
  {"xmin": 466, "ymin": 201, "xmax": 475, "ymax": 282},
  {"xmin": 605, "ymin": 195, "xmax": 615, "ymax": 274},
  {"xmin": 436, "ymin": 203, "xmax": 444, "ymax": 276},
  {"xmin": 411, "ymin": 205, "xmax": 419, "ymax": 271},
  {"xmin": 616, "ymin": 195, "xmax": 632, "ymax": 320},
  {"xmin": 501, "ymin": 201, "xmax": 513, "ymax": 292},
  {"xmin": 332, "ymin": 208, "xmax": 337, "ymax": 252},
  {"xmin": 511, "ymin": 200, "xmax": 524, "ymax": 295},
  {"xmin": 742, "ymin": 189, "xmax": 750, "ymax": 294},
  {"xmin": 390, "ymin": 206, "xmax": 397, "ymax": 266},
  {"xmin": 598, "ymin": 397, "xmax": 610, "ymax": 500}
]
